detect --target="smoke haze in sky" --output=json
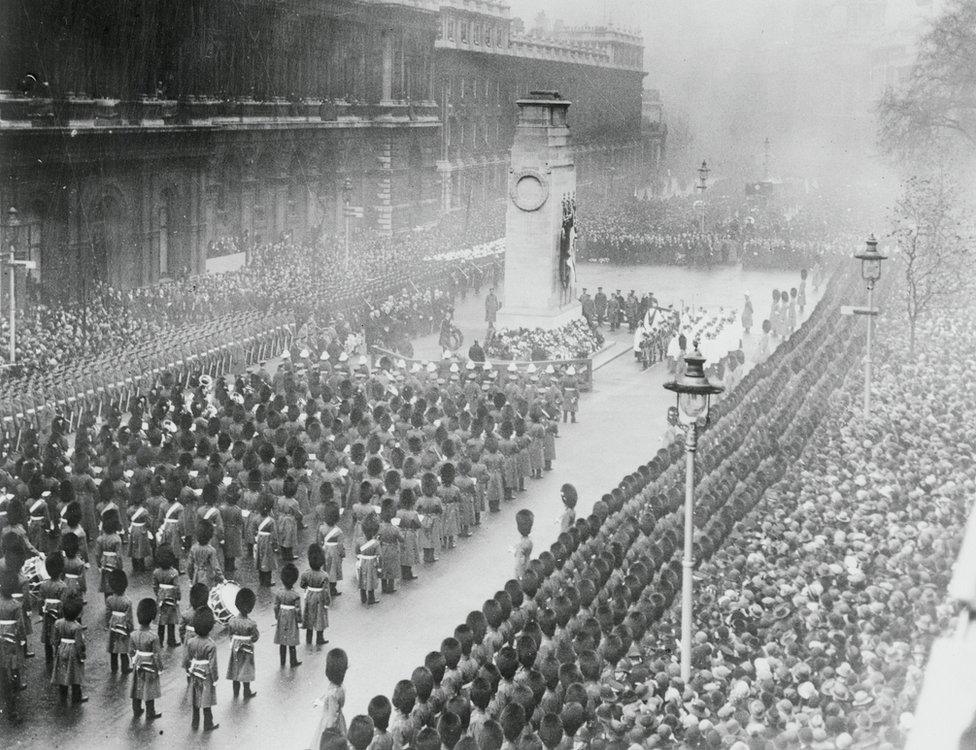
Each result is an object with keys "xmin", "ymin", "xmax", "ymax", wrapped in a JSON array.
[{"xmin": 508, "ymin": 0, "xmax": 941, "ymax": 193}]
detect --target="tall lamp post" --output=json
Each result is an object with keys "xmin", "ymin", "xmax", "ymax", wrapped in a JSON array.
[
  {"xmin": 853, "ymin": 234, "xmax": 886, "ymax": 418},
  {"xmin": 696, "ymin": 160, "xmax": 710, "ymax": 234},
  {"xmin": 663, "ymin": 346, "xmax": 724, "ymax": 682},
  {"xmin": 342, "ymin": 177, "xmax": 353, "ymax": 267},
  {"xmin": 1, "ymin": 207, "xmax": 37, "ymax": 366}
]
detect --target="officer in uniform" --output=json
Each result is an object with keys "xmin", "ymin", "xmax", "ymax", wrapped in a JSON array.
[
  {"xmin": 484, "ymin": 289, "xmax": 500, "ymax": 331},
  {"xmin": 438, "ymin": 308, "xmax": 459, "ymax": 352},
  {"xmin": 560, "ymin": 366, "xmax": 579, "ymax": 424},
  {"xmin": 468, "ymin": 340, "xmax": 485, "ymax": 363},
  {"xmin": 608, "ymin": 291, "xmax": 622, "ymax": 331},
  {"xmin": 578, "ymin": 290, "xmax": 595, "ymax": 328},
  {"xmin": 594, "ymin": 288, "xmax": 608, "ymax": 328},
  {"xmin": 625, "ymin": 292, "xmax": 639, "ymax": 333}
]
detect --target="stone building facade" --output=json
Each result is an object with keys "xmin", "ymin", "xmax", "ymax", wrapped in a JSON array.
[
  {"xmin": 432, "ymin": 1, "xmax": 657, "ymax": 213},
  {"xmin": 0, "ymin": 0, "xmax": 664, "ymax": 299}
]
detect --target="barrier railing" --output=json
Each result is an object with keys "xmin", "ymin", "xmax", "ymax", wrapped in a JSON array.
[{"xmin": 369, "ymin": 346, "xmax": 593, "ymax": 392}]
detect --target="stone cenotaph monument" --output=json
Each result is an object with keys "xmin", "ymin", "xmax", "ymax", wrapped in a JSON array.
[{"xmin": 497, "ymin": 91, "xmax": 579, "ymax": 329}]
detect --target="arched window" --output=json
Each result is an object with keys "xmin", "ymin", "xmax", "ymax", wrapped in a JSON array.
[
  {"xmin": 407, "ymin": 142, "xmax": 424, "ymax": 202},
  {"xmin": 88, "ymin": 193, "xmax": 128, "ymax": 286},
  {"xmin": 253, "ymin": 151, "xmax": 277, "ymax": 246},
  {"xmin": 287, "ymin": 153, "xmax": 309, "ymax": 233},
  {"xmin": 158, "ymin": 202, "xmax": 168, "ymax": 277},
  {"xmin": 159, "ymin": 187, "xmax": 185, "ymax": 278},
  {"xmin": 23, "ymin": 200, "xmax": 45, "ymax": 292},
  {"xmin": 343, "ymin": 143, "xmax": 365, "ymax": 206},
  {"xmin": 217, "ymin": 154, "xmax": 243, "ymax": 232}
]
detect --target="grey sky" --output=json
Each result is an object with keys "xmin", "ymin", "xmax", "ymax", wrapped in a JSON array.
[{"xmin": 508, "ymin": 0, "xmax": 941, "ymax": 184}]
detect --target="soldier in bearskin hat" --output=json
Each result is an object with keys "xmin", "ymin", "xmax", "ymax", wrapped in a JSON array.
[{"xmin": 514, "ymin": 509, "xmax": 534, "ymax": 580}]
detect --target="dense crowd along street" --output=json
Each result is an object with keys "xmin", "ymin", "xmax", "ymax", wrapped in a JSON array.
[
  {"xmin": 0, "ymin": 193, "xmax": 840, "ymax": 436},
  {"xmin": 0, "ymin": 192, "xmax": 847, "ymax": 408},
  {"xmin": 4, "ymin": 236, "xmax": 961, "ymax": 750},
  {"xmin": 576, "ymin": 195, "xmax": 857, "ymax": 272},
  {"xmin": 349, "ymin": 263, "xmax": 973, "ymax": 750},
  {"xmin": 0, "ymin": 171, "xmax": 970, "ymax": 748},
  {"xmin": 0, "ymin": 183, "xmax": 906, "ymax": 750},
  {"xmin": 5, "ymin": 0, "xmax": 975, "ymax": 745},
  {"xmin": 0, "ymin": 203, "xmax": 506, "ymax": 383}
]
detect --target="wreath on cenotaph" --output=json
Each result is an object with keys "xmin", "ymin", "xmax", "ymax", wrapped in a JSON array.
[{"xmin": 509, "ymin": 167, "xmax": 550, "ymax": 212}]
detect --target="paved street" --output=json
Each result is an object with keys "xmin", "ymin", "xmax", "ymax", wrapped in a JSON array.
[
  {"xmin": 4, "ymin": 0, "xmax": 939, "ymax": 744},
  {"xmin": 5, "ymin": 263, "xmax": 814, "ymax": 749},
  {"xmin": 415, "ymin": 262, "xmax": 811, "ymax": 361}
]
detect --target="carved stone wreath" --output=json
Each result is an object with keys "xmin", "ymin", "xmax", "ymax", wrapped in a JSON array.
[{"xmin": 509, "ymin": 168, "xmax": 550, "ymax": 212}]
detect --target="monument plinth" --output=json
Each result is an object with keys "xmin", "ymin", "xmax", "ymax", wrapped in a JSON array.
[{"xmin": 497, "ymin": 91, "xmax": 579, "ymax": 330}]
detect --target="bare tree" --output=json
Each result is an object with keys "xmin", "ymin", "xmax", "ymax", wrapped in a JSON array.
[
  {"xmin": 877, "ymin": 0, "xmax": 976, "ymax": 163},
  {"xmin": 889, "ymin": 175, "xmax": 973, "ymax": 355}
]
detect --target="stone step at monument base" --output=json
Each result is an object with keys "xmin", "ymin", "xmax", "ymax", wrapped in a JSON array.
[
  {"xmin": 591, "ymin": 341, "xmax": 625, "ymax": 371},
  {"xmin": 495, "ymin": 306, "xmax": 580, "ymax": 331}
]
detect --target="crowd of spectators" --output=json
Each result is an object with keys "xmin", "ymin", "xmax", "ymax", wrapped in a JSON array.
[
  {"xmin": 207, "ymin": 236, "xmax": 246, "ymax": 260},
  {"xmin": 576, "ymin": 195, "xmax": 724, "ymax": 266},
  {"xmin": 576, "ymin": 195, "xmax": 853, "ymax": 271},
  {"xmin": 343, "ymin": 266, "xmax": 966, "ymax": 750},
  {"xmin": 2, "ymin": 184, "xmax": 962, "ymax": 749},
  {"xmin": 0, "ymin": 208, "xmax": 505, "ymax": 401}
]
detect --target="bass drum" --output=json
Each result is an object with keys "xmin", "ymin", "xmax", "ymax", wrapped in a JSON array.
[
  {"xmin": 21, "ymin": 555, "xmax": 49, "ymax": 595},
  {"xmin": 207, "ymin": 580, "xmax": 242, "ymax": 624}
]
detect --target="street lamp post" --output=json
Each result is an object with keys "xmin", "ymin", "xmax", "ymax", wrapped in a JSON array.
[
  {"xmin": 853, "ymin": 234, "xmax": 886, "ymax": 418},
  {"xmin": 342, "ymin": 177, "xmax": 353, "ymax": 267},
  {"xmin": 696, "ymin": 160, "xmax": 710, "ymax": 234},
  {"xmin": 1, "ymin": 207, "xmax": 37, "ymax": 367},
  {"xmin": 663, "ymin": 346, "xmax": 724, "ymax": 683}
]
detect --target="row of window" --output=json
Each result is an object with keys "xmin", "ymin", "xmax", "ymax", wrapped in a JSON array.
[
  {"xmin": 452, "ymin": 76, "xmax": 504, "ymax": 102},
  {"xmin": 449, "ymin": 164, "xmax": 508, "ymax": 209},
  {"xmin": 451, "ymin": 117, "xmax": 506, "ymax": 151},
  {"xmin": 447, "ymin": 76, "xmax": 537, "ymax": 103},
  {"xmin": 439, "ymin": 16, "xmax": 507, "ymax": 49}
]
